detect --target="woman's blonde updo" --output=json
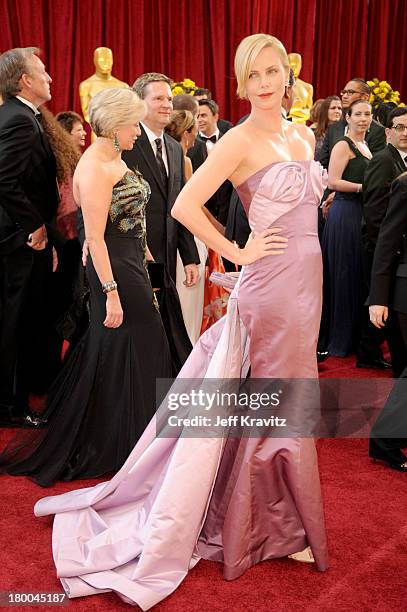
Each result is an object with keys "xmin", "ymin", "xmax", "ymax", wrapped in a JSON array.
[
  {"xmin": 165, "ymin": 110, "xmax": 195, "ymax": 142},
  {"xmin": 234, "ymin": 33, "xmax": 290, "ymax": 100},
  {"xmin": 88, "ymin": 88, "xmax": 146, "ymax": 137}
]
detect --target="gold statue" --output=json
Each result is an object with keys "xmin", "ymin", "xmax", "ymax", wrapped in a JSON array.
[
  {"xmin": 287, "ymin": 53, "xmax": 313, "ymax": 124},
  {"xmin": 79, "ymin": 47, "xmax": 129, "ymax": 125}
]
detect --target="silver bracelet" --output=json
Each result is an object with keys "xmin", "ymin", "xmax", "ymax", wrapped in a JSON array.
[{"xmin": 102, "ymin": 280, "xmax": 118, "ymax": 293}]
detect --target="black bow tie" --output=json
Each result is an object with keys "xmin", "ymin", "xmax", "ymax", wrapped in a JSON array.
[{"xmin": 202, "ymin": 135, "xmax": 217, "ymax": 144}]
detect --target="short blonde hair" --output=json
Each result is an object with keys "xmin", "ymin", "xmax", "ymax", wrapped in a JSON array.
[
  {"xmin": 234, "ymin": 33, "xmax": 289, "ymax": 99},
  {"xmin": 89, "ymin": 88, "xmax": 146, "ymax": 137}
]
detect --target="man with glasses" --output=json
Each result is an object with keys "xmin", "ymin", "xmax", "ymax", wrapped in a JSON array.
[
  {"xmin": 317, "ymin": 78, "xmax": 386, "ymax": 168},
  {"xmin": 358, "ymin": 107, "xmax": 407, "ymax": 372}
]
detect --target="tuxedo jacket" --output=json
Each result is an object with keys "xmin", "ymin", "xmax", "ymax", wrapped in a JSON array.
[
  {"xmin": 122, "ymin": 126, "xmax": 199, "ymax": 280},
  {"xmin": 316, "ymin": 118, "xmax": 386, "ymax": 169},
  {"xmin": 369, "ymin": 173, "xmax": 407, "ymax": 310},
  {"xmin": 187, "ymin": 131, "xmax": 233, "ymax": 226},
  {"xmin": 225, "ymin": 189, "xmax": 251, "ymax": 247},
  {"xmin": 0, "ymin": 96, "xmax": 60, "ymax": 254},
  {"xmin": 218, "ymin": 118, "xmax": 233, "ymax": 133},
  {"xmin": 362, "ymin": 144, "xmax": 407, "ymax": 254}
]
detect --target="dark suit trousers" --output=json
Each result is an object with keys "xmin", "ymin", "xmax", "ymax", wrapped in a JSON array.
[
  {"xmin": 370, "ymin": 312, "xmax": 407, "ymax": 452},
  {"xmin": 0, "ymin": 245, "xmax": 61, "ymax": 416}
]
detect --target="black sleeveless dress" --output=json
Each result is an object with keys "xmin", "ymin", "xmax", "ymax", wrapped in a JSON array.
[
  {"xmin": 320, "ymin": 137, "xmax": 370, "ymax": 356},
  {"xmin": 0, "ymin": 170, "xmax": 172, "ymax": 486}
]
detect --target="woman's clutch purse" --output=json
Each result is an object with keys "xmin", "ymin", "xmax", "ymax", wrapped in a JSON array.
[
  {"xmin": 147, "ymin": 262, "xmax": 165, "ymax": 289},
  {"xmin": 209, "ymin": 271, "xmax": 240, "ymax": 290}
]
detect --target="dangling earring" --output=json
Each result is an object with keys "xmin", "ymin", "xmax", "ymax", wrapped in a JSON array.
[{"xmin": 113, "ymin": 132, "xmax": 121, "ymax": 152}]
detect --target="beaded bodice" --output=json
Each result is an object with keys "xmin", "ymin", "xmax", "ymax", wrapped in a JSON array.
[{"xmin": 108, "ymin": 170, "xmax": 150, "ymax": 240}]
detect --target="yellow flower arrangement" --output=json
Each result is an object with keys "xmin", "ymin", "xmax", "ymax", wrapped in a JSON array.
[
  {"xmin": 170, "ymin": 77, "xmax": 198, "ymax": 96},
  {"xmin": 171, "ymin": 86, "xmax": 184, "ymax": 96},
  {"xmin": 367, "ymin": 78, "xmax": 405, "ymax": 107}
]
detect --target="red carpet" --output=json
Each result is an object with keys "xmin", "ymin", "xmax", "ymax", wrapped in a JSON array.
[{"xmin": 1, "ymin": 355, "xmax": 406, "ymax": 611}]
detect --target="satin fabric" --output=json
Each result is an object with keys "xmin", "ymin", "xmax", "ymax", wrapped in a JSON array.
[{"xmin": 35, "ymin": 161, "xmax": 329, "ymax": 609}]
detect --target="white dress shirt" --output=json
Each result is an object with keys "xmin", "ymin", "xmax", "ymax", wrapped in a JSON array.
[
  {"xmin": 396, "ymin": 147, "xmax": 407, "ymax": 167},
  {"xmin": 16, "ymin": 95, "xmax": 40, "ymax": 115},
  {"xmin": 199, "ymin": 128, "xmax": 220, "ymax": 154},
  {"xmin": 141, "ymin": 122, "xmax": 169, "ymax": 174}
]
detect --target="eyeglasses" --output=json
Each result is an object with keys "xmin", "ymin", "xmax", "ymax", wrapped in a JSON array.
[
  {"xmin": 391, "ymin": 124, "xmax": 407, "ymax": 133},
  {"xmin": 340, "ymin": 89, "xmax": 362, "ymax": 96}
]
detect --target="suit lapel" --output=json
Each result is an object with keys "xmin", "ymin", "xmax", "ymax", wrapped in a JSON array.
[
  {"xmin": 336, "ymin": 119, "xmax": 347, "ymax": 138},
  {"xmin": 163, "ymin": 133, "xmax": 175, "ymax": 200},
  {"xmin": 11, "ymin": 97, "xmax": 53, "ymax": 157},
  {"xmin": 196, "ymin": 136, "xmax": 208, "ymax": 161},
  {"xmin": 388, "ymin": 143, "xmax": 407, "ymax": 175},
  {"xmin": 137, "ymin": 126, "xmax": 167, "ymax": 200}
]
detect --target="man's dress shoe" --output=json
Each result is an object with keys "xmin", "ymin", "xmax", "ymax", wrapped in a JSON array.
[
  {"xmin": 317, "ymin": 350, "xmax": 330, "ymax": 363},
  {"xmin": 356, "ymin": 357, "xmax": 392, "ymax": 370}
]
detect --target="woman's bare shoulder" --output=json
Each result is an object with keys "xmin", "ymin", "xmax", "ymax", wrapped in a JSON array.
[
  {"xmin": 288, "ymin": 121, "xmax": 315, "ymax": 146},
  {"xmin": 331, "ymin": 139, "xmax": 351, "ymax": 154},
  {"xmin": 75, "ymin": 153, "xmax": 111, "ymax": 183}
]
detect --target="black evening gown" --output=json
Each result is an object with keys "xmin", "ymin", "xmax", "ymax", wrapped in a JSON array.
[
  {"xmin": 0, "ymin": 170, "xmax": 172, "ymax": 486},
  {"xmin": 320, "ymin": 137, "xmax": 370, "ymax": 356}
]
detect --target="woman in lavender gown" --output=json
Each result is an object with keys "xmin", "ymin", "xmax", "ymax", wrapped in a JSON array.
[{"xmin": 34, "ymin": 34, "xmax": 328, "ymax": 608}]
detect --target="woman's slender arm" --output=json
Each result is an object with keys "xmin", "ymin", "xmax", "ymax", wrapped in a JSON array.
[
  {"xmin": 75, "ymin": 163, "xmax": 123, "ymax": 328},
  {"xmin": 172, "ymin": 130, "xmax": 287, "ymax": 265},
  {"xmin": 328, "ymin": 141, "xmax": 362, "ymax": 192}
]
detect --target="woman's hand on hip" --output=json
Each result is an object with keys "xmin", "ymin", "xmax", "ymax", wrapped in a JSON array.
[{"xmin": 238, "ymin": 228, "xmax": 288, "ymax": 265}]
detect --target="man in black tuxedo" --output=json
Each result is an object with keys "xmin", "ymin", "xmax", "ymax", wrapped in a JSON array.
[
  {"xmin": 122, "ymin": 73, "xmax": 199, "ymax": 371},
  {"xmin": 368, "ymin": 172, "xmax": 407, "ymax": 469},
  {"xmin": 188, "ymin": 99, "xmax": 234, "ymax": 270},
  {"xmin": 123, "ymin": 72, "xmax": 199, "ymax": 285},
  {"xmin": 0, "ymin": 48, "xmax": 60, "ymax": 425},
  {"xmin": 316, "ymin": 78, "xmax": 386, "ymax": 169},
  {"xmin": 357, "ymin": 108, "xmax": 407, "ymax": 372},
  {"xmin": 189, "ymin": 99, "xmax": 233, "ymax": 227},
  {"xmin": 193, "ymin": 88, "xmax": 233, "ymax": 134},
  {"xmin": 369, "ymin": 173, "xmax": 407, "ymax": 339},
  {"xmin": 173, "ymin": 93, "xmax": 207, "ymax": 177}
]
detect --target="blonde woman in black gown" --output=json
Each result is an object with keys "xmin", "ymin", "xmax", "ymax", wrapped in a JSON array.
[{"xmin": 0, "ymin": 88, "xmax": 171, "ymax": 485}]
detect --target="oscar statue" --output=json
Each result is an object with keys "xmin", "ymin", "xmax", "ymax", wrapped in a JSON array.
[
  {"xmin": 287, "ymin": 53, "xmax": 313, "ymax": 124},
  {"xmin": 79, "ymin": 47, "xmax": 129, "ymax": 135}
]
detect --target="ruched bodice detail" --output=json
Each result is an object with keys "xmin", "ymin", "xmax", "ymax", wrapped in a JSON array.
[{"xmin": 237, "ymin": 160, "xmax": 326, "ymax": 232}]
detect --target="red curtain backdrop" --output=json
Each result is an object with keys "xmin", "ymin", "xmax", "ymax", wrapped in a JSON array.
[{"xmin": 1, "ymin": 0, "xmax": 406, "ymax": 124}]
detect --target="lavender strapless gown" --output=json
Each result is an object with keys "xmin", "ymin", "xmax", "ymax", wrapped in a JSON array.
[{"xmin": 34, "ymin": 161, "xmax": 328, "ymax": 610}]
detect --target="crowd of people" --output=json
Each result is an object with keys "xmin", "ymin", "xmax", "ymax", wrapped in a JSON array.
[{"xmin": 0, "ymin": 34, "xmax": 406, "ymax": 609}]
